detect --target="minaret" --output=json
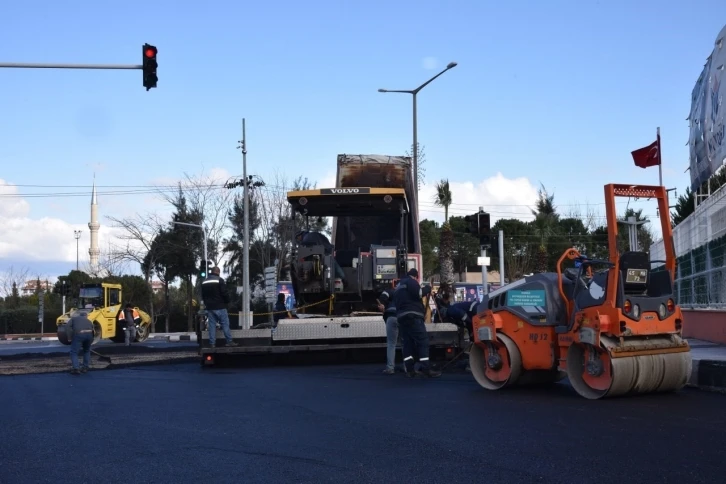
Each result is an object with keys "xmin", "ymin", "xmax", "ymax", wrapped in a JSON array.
[{"xmin": 88, "ymin": 175, "xmax": 100, "ymax": 270}]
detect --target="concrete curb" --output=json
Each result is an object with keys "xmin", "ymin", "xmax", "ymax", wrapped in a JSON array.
[
  {"xmin": 0, "ymin": 337, "xmax": 57, "ymax": 342},
  {"xmin": 688, "ymin": 359, "xmax": 726, "ymax": 394}
]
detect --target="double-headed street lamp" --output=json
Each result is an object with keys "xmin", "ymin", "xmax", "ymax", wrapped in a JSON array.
[{"xmin": 378, "ymin": 61, "xmax": 458, "ymax": 220}]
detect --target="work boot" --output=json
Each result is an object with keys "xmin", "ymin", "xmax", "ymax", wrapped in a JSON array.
[
  {"xmin": 70, "ymin": 368, "xmax": 80, "ymax": 375},
  {"xmin": 80, "ymin": 367, "xmax": 88, "ymax": 374},
  {"xmin": 421, "ymin": 369, "xmax": 442, "ymax": 378},
  {"xmin": 382, "ymin": 368, "xmax": 395, "ymax": 375}
]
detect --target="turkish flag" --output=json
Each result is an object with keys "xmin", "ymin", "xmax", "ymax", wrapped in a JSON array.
[{"xmin": 631, "ymin": 137, "xmax": 661, "ymax": 168}]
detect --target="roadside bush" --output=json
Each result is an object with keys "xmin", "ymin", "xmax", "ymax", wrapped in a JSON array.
[{"xmin": 0, "ymin": 308, "xmax": 61, "ymax": 334}]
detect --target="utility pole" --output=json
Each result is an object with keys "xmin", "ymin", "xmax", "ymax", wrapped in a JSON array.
[
  {"xmin": 239, "ymin": 119, "xmax": 251, "ymax": 330},
  {"xmin": 498, "ymin": 230, "xmax": 505, "ymax": 286},
  {"xmin": 478, "ymin": 206, "xmax": 489, "ymax": 296}
]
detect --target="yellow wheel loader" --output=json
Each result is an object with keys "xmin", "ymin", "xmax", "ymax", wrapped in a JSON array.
[{"xmin": 55, "ymin": 282, "xmax": 152, "ymax": 345}]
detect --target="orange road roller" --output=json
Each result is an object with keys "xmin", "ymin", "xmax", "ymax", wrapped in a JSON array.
[{"xmin": 469, "ymin": 184, "xmax": 692, "ymax": 399}]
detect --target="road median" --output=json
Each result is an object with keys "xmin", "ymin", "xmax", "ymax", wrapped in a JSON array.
[{"xmin": 0, "ymin": 349, "xmax": 199, "ymax": 376}]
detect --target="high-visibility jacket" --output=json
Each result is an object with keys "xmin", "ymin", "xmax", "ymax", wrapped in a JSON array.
[{"xmin": 118, "ymin": 307, "xmax": 141, "ymax": 328}]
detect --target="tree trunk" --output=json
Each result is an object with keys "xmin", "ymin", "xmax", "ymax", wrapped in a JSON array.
[
  {"xmin": 438, "ymin": 223, "xmax": 455, "ymax": 286},
  {"xmin": 164, "ymin": 279, "xmax": 170, "ymax": 333},
  {"xmin": 186, "ymin": 275, "xmax": 194, "ymax": 332},
  {"xmin": 144, "ymin": 270, "xmax": 156, "ymax": 333}
]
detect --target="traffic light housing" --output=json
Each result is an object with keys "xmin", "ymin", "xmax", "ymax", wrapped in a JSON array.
[
  {"xmin": 142, "ymin": 43, "xmax": 158, "ymax": 91},
  {"xmin": 200, "ymin": 260, "xmax": 213, "ymax": 278},
  {"xmin": 464, "ymin": 210, "xmax": 492, "ymax": 247}
]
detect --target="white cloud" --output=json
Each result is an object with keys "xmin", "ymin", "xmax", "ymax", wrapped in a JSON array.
[
  {"xmin": 418, "ymin": 173, "xmax": 539, "ymax": 224},
  {"xmin": 422, "ymin": 57, "xmax": 439, "ymax": 70},
  {"xmin": 0, "ymin": 167, "xmax": 238, "ymax": 264},
  {"xmin": 0, "ymin": 180, "xmax": 132, "ymax": 262}
]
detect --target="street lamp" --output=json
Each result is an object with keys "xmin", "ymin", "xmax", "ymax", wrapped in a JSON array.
[
  {"xmin": 73, "ymin": 230, "xmax": 82, "ymax": 271},
  {"xmin": 173, "ymin": 221, "xmax": 208, "ymax": 282},
  {"xmin": 378, "ymin": 61, "xmax": 458, "ymax": 221}
]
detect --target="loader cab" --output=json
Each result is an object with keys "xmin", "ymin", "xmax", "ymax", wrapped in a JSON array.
[
  {"xmin": 78, "ymin": 284, "xmax": 104, "ymax": 309},
  {"xmin": 286, "ymin": 187, "xmax": 414, "ymax": 314}
]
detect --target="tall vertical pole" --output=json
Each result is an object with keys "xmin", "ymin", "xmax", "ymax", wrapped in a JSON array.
[
  {"xmin": 478, "ymin": 208, "xmax": 487, "ymax": 294},
  {"xmin": 498, "ymin": 230, "xmax": 505, "ymax": 286},
  {"xmin": 481, "ymin": 247, "xmax": 488, "ymax": 295},
  {"xmin": 74, "ymin": 230, "xmax": 81, "ymax": 271},
  {"xmin": 412, "ymin": 93, "xmax": 419, "ymax": 223},
  {"xmin": 242, "ymin": 118, "xmax": 251, "ymax": 330},
  {"xmin": 657, "ymin": 127, "xmax": 663, "ymax": 186}
]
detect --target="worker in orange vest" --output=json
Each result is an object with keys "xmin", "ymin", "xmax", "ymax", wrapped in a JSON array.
[{"xmin": 118, "ymin": 303, "xmax": 141, "ymax": 346}]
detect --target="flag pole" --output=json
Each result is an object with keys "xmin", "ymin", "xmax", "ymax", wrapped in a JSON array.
[{"xmin": 657, "ymin": 126, "xmax": 662, "ymax": 186}]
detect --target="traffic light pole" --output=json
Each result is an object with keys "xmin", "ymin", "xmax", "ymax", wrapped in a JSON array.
[
  {"xmin": 1, "ymin": 43, "xmax": 158, "ymax": 90},
  {"xmin": 0, "ymin": 62, "xmax": 142, "ymax": 69}
]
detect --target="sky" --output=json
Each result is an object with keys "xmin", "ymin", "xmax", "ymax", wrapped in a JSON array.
[{"xmin": 1, "ymin": 0, "xmax": 725, "ymax": 286}]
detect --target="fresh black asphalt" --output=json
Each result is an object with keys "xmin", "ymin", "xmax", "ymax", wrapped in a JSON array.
[{"xmin": 1, "ymin": 361, "xmax": 724, "ymax": 484}]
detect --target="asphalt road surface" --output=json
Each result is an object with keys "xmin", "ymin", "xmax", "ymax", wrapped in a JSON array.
[
  {"xmin": 1, "ymin": 362, "xmax": 724, "ymax": 484},
  {"xmin": 0, "ymin": 339, "xmax": 196, "ymax": 356}
]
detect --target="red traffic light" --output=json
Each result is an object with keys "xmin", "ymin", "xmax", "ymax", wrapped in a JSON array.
[{"xmin": 145, "ymin": 48, "xmax": 156, "ymax": 58}]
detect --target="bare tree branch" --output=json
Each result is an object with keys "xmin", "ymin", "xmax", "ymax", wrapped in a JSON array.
[
  {"xmin": 254, "ymin": 170, "xmax": 292, "ymax": 281},
  {"xmin": 0, "ymin": 265, "xmax": 31, "ymax": 298},
  {"xmin": 155, "ymin": 170, "xmax": 235, "ymax": 266}
]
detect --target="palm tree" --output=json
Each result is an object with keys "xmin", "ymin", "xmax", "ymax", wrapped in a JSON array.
[
  {"xmin": 434, "ymin": 179, "xmax": 452, "ymax": 223},
  {"xmin": 433, "ymin": 179, "xmax": 455, "ymax": 287}
]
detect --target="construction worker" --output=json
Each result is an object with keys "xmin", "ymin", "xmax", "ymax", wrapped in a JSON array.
[
  {"xmin": 118, "ymin": 303, "xmax": 140, "ymax": 346},
  {"xmin": 272, "ymin": 292, "xmax": 291, "ymax": 326},
  {"xmin": 438, "ymin": 294, "xmax": 477, "ymax": 341},
  {"xmin": 66, "ymin": 310, "xmax": 94, "ymax": 375},
  {"xmin": 201, "ymin": 267, "xmax": 238, "ymax": 347},
  {"xmin": 378, "ymin": 284, "xmax": 398, "ymax": 375},
  {"xmin": 392, "ymin": 268, "xmax": 441, "ymax": 378}
]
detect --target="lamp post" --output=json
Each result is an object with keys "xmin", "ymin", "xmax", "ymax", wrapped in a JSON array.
[
  {"xmin": 73, "ymin": 230, "xmax": 81, "ymax": 271},
  {"xmin": 378, "ymin": 61, "xmax": 458, "ymax": 220}
]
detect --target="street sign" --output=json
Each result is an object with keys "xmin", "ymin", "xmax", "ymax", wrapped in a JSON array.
[
  {"xmin": 477, "ymin": 256, "xmax": 491, "ymax": 266},
  {"xmin": 38, "ymin": 296, "xmax": 44, "ymax": 324},
  {"xmin": 264, "ymin": 266, "xmax": 278, "ymax": 303}
]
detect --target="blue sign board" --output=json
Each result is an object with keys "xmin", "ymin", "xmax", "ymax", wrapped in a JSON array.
[
  {"xmin": 506, "ymin": 289, "xmax": 546, "ymax": 307},
  {"xmin": 276, "ymin": 282, "xmax": 296, "ymax": 309}
]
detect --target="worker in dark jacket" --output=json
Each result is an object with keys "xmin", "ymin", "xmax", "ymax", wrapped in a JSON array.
[
  {"xmin": 66, "ymin": 310, "xmax": 94, "ymax": 374},
  {"xmin": 440, "ymin": 298, "xmax": 478, "ymax": 341},
  {"xmin": 392, "ymin": 269, "xmax": 441, "ymax": 378},
  {"xmin": 272, "ymin": 293, "xmax": 291, "ymax": 326},
  {"xmin": 201, "ymin": 267, "xmax": 238, "ymax": 347},
  {"xmin": 378, "ymin": 285, "xmax": 399, "ymax": 375}
]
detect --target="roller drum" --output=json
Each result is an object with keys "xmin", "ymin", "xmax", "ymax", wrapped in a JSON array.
[
  {"xmin": 567, "ymin": 335, "xmax": 692, "ymax": 400},
  {"xmin": 57, "ymin": 326, "xmax": 70, "ymax": 345},
  {"xmin": 470, "ymin": 333, "xmax": 523, "ymax": 390}
]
